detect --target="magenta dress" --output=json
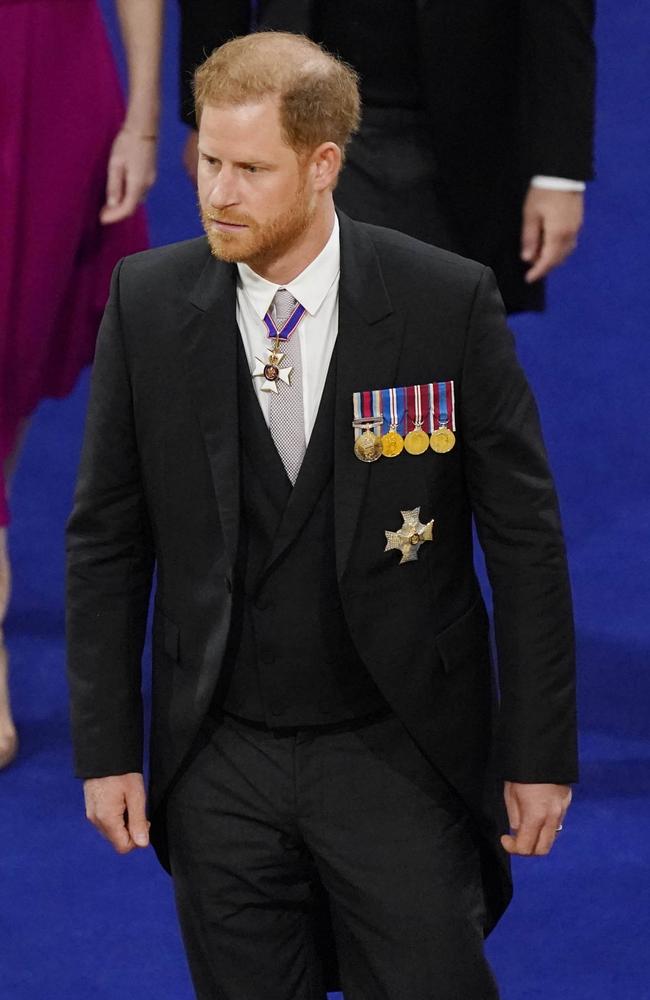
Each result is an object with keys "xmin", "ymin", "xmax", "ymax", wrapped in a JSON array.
[{"xmin": 0, "ymin": 0, "xmax": 149, "ymax": 526}]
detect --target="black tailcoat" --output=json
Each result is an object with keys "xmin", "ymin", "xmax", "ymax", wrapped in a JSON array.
[
  {"xmin": 178, "ymin": 0, "xmax": 596, "ymax": 312},
  {"xmin": 66, "ymin": 214, "xmax": 577, "ymax": 966}
]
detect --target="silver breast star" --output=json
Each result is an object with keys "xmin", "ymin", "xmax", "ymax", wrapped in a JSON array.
[
  {"xmin": 252, "ymin": 353, "xmax": 293, "ymax": 394},
  {"xmin": 384, "ymin": 507, "xmax": 435, "ymax": 564}
]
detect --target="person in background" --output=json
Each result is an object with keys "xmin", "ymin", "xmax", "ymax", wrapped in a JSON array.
[
  {"xmin": 68, "ymin": 32, "xmax": 576, "ymax": 1000},
  {"xmin": 0, "ymin": 0, "xmax": 163, "ymax": 770},
  {"xmin": 178, "ymin": 0, "xmax": 596, "ymax": 315}
]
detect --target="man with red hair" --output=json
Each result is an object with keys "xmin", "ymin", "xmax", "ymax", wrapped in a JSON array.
[{"xmin": 68, "ymin": 32, "xmax": 576, "ymax": 1000}]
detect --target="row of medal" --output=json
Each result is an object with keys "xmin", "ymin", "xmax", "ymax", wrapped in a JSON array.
[{"xmin": 352, "ymin": 382, "xmax": 456, "ymax": 463}]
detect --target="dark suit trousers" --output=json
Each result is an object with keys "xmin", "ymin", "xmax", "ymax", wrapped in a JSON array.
[{"xmin": 166, "ymin": 711, "xmax": 500, "ymax": 1000}]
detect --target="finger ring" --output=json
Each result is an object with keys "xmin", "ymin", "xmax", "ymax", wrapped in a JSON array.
[{"xmin": 555, "ymin": 824, "xmax": 563, "ymax": 833}]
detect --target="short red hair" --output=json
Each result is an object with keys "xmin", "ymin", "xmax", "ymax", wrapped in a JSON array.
[{"xmin": 194, "ymin": 31, "xmax": 361, "ymax": 160}]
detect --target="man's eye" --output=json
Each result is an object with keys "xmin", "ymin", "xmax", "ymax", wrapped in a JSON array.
[{"xmin": 245, "ymin": 165, "xmax": 259, "ymax": 174}]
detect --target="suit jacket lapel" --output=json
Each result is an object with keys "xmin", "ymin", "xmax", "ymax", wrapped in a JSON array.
[
  {"xmin": 334, "ymin": 213, "xmax": 405, "ymax": 580},
  {"xmin": 181, "ymin": 249, "xmax": 241, "ymax": 573}
]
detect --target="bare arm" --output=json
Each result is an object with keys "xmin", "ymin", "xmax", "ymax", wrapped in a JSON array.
[{"xmin": 101, "ymin": 0, "xmax": 164, "ymax": 224}]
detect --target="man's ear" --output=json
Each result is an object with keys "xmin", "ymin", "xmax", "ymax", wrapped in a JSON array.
[{"xmin": 311, "ymin": 142, "xmax": 342, "ymax": 191}]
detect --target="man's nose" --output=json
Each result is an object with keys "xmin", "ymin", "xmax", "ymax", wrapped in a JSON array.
[{"xmin": 208, "ymin": 167, "xmax": 239, "ymax": 209}]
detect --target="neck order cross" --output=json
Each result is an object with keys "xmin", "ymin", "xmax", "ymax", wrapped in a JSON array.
[
  {"xmin": 252, "ymin": 290, "xmax": 307, "ymax": 394},
  {"xmin": 258, "ymin": 288, "xmax": 308, "ymax": 485}
]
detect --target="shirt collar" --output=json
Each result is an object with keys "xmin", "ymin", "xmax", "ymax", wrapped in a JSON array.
[{"xmin": 237, "ymin": 215, "xmax": 340, "ymax": 320}]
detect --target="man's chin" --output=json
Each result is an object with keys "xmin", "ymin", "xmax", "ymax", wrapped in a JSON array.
[{"xmin": 206, "ymin": 232, "xmax": 250, "ymax": 264}]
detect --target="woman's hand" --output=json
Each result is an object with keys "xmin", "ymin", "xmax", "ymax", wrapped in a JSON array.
[{"xmin": 100, "ymin": 127, "xmax": 157, "ymax": 224}]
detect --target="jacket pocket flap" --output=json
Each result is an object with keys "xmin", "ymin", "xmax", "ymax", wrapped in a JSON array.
[{"xmin": 434, "ymin": 599, "xmax": 489, "ymax": 674}]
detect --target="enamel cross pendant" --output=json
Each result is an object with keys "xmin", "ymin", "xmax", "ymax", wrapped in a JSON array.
[
  {"xmin": 384, "ymin": 507, "xmax": 435, "ymax": 564},
  {"xmin": 252, "ymin": 351, "xmax": 294, "ymax": 394}
]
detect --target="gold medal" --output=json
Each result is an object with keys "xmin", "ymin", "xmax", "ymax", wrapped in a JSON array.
[
  {"xmin": 352, "ymin": 391, "xmax": 383, "ymax": 463},
  {"xmin": 404, "ymin": 385, "xmax": 429, "ymax": 455},
  {"xmin": 354, "ymin": 429, "xmax": 383, "ymax": 463},
  {"xmin": 430, "ymin": 382, "xmax": 456, "ymax": 452},
  {"xmin": 430, "ymin": 426, "xmax": 456, "ymax": 453},
  {"xmin": 382, "ymin": 427, "xmax": 404, "ymax": 458},
  {"xmin": 404, "ymin": 427, "xmax": 429, "ymax": 455}
]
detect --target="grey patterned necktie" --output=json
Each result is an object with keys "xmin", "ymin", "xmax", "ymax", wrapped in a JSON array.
[{"xmin": 268, "ymin": 288, "xmax": 306, "ymax": 485}]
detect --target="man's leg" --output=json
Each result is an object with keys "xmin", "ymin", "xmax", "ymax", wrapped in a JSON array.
[
  {"xmin": 297, "ymin": 715, "xmax": 500, "ymax": 1000},
  {"xmin": 166, "ymin": 716, "xmax": 327, "ymax": 1000}
]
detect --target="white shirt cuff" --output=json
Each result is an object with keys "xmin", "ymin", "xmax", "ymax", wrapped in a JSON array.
[{"xmin": 531, "ymin": 176, "xmax": 586, "ymax": 192}]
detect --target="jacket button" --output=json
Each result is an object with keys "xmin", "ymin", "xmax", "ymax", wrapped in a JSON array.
[{"xmin": 255, "ymin": 596, "xmax": 272, "ymax": 611}]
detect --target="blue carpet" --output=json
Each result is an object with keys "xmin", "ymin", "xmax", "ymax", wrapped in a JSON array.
[{"xmin": 1, "ymin": 3, "xmax": 649, "ymax": 998}]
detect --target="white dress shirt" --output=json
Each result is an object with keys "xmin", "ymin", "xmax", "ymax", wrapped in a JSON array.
[
  {"xmin": 531, "ymin": 175, "xmax": 586, "ymax": 192},
  {"xmin": 236, "ymin": 216, "xmax": 340, "ymax": 444}
]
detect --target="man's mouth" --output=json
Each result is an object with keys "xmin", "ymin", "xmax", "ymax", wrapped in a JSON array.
[{"xmin": 210, "ymin": 219, "xmax": 248, "ymax": 232}]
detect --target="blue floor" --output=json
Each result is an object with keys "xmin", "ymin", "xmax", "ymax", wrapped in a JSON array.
[{"xmin": 1, "ymin": 3, "xmax": 649, "ymax": 998}]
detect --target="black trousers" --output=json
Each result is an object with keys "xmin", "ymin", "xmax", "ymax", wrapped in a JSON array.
[{"xmin": 166, "ymin": 711, "xmax": 499, "ymax": 1000}]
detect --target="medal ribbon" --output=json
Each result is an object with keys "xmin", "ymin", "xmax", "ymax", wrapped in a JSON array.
[
  {"xmin": 406, "ymin": 384, "xmax": 425, "ymax": 431},
  {"xmin": 355, "ymin": 381, "xmax": 455, "ymax": 440},
  {"xmin": 353, "ymin": 390, "xmax": 383, "ymax": 439},
  {"xmin": 405, "ymin": 385, "xmax": 414, "ymax": 432},
  {"xmin": 263, "ymin": 301, "xmax": 307, "ymax": 341},
  {"xmin": 447, "ymin": 381, "xmax": 456, "ymax": 431},
  {"xmin": 381, "ymin": 386, "xmax": 404, "ymax": 435},
  {"xmin": 431, "ymin": 381, "xmax": 456, "ymax": 431}
]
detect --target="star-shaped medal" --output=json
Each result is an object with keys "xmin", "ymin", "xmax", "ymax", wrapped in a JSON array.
[
  {"xmin": 252, "ymin": 352, "xmax": 293, "ymax": 394},
  {"xmin": 384, "ymin": 507, "xmax": 435, "ymax": 564}
]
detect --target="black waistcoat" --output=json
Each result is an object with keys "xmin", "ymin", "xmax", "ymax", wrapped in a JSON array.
[{"xmin": 213, "ymin": 336, "xmax": 386, "ymax": 726}]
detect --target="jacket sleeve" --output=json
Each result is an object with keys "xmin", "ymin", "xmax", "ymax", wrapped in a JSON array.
[
  {"xmin": 178, "ymin": 0, "xmax": 251, "ymax": 124},
  {"xmin": 66, "ymin": 260, "xmax": 155, "ymax": 779},
  {"xmin": 460, "ymin": 267, "xmax": 578, "ymax": 783},
  {"xmin": 519, "ymin": 0, "xmax": 596, "ymax": 180}
]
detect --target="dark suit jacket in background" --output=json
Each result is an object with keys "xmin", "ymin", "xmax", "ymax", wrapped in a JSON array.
[
  {"xmin": 66, "ymin": 214, "xmax": 577, "ymax": 951},
  {"xmin": 178, "ymin": 0, "xmax": 596, "ymax": 313}
]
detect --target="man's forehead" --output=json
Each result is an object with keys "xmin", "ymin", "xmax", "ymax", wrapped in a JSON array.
[
  {"xmin": 198, "ymin": 99, "xmax": 295, "ymax": 157},
  {"xmin": 199, "ymin": 96, "xmax": 282, "ymax": 129}
]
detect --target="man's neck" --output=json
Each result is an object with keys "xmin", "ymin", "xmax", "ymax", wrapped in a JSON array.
[{"xmin": 247, "ymin": 203, "xmax": 336, "ymax": 285}]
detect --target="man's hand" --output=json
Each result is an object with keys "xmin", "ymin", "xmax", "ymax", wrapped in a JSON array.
[
  {"xmin": 501, "ymin": 781, "xmax": 572, "ymax": 857},
  {"xmin": 521, "ymin": 187, "xmax": 584, "ymax": 284},
  {"xmin": 182, "ymin": 129, "xmax": 199, "ymax": 186},
  {"xmin": 84, "ymin": 772, "xmax": 150, "ymax": 854}
]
